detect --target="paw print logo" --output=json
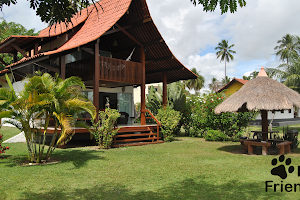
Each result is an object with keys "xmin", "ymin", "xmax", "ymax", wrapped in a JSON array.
[{"xmin": 271, "ymin": 155, "xmax": 294, "ymax": 179}]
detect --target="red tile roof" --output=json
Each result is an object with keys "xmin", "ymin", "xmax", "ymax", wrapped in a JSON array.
[
  {"xmin": 46, "ymin": 0, "xmax": 132, "ymax": 54},
  {"xmin": 235, "ymin": 78, "xmax": 249, "ymax": 85},
  {"xmin": 38, "ymin": 7, "xmax": 92, "ymax": 37}
]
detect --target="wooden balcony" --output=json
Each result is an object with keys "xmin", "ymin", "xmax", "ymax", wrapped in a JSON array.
[{"xmin": 66, "ymin": 56, "xmax": 142, "ymax": 87}]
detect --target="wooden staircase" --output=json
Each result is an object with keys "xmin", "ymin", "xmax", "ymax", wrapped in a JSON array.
[{"xmin": 112, "ymin": 125, "xmax": 163, "ymax": 148}]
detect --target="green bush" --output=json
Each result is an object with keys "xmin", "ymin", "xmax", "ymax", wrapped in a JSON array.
[
  {"xmin": 91, "ymin": 108, "xmax": 120, "ymax": 149},
  {"xmin": 205, "ymin": 130, "xmax": 229, "ymax": 141},
  {"xmin": 191, "ymin": 92, "xmax": 257, "ymax": 141},
  {"xmin": 156, "ymin": 106, "xmax": 181, "ymax": 142}
]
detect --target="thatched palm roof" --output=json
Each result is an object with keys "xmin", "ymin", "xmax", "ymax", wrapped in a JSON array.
[{"xmin": 215, "ymin": 67, "xmax": 300, "ymax": 114}]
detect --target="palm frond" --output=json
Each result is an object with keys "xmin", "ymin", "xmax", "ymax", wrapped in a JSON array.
[{"xmin": 56, "ymin": 76, "xmax": 85, "ymax": 93}]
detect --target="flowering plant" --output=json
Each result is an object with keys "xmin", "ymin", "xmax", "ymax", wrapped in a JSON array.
[{"xmin": 0, "ymin": 134, "xmax": 9, "ymax": 154}]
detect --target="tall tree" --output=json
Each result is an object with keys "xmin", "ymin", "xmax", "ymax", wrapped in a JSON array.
[
  {"xmin": 209, "ymin": 77, "xmax": 222, "ymax": 92},
  {"xmin": 250, "ymin": 71, "xmax": 259, "ymax": 79},
  {"xmin": 267, "ymin": 58, "xmax": 300, "ymax": 93},
  {"xmin": 221, "ymin": 76, "xmax": 231, "ymax": 85},
  {"xmin": 242, "ymin": 75, "xmax": 251, "ymax": 80},
  {"xmin": 191, "ymin": 0, "xmax": 246, "ymax": 14},
  {"xmin": 274, "ymin": 34, "xmax": 299, "ymax": 65},
  {"xmin": 184, "ymin": 67, "xmax": 205, "ymax": 93},
  {"xmin": 215, "ymin": 39, "xmax": 236, "ymax": 84}
]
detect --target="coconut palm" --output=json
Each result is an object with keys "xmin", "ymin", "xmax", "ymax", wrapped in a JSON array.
[
  {"xmin": 209, "ymin": 77, "xmax": 223, "ymax": 92},
  {"xmin": 215, "ymin": 39, "xmax": 236, "ymax": 84},
  {"xmin": 221, "ymin": 76, "xmax": 231, "ymax": 86},
  {"xmin": 0, "ymin": 73, "xmax": 96, "ymax": 162},
  {"xmin": 184, "ymin": 68, "xmax": 205, "ymax": 93},
  {"xmin": 274, "ymin": 34, "xmax": 299, "ymax": 65},
  {"xmin": 250, "ymin": 71, "xmax": 259, "ymax": 79},
  {"xmin": 267, "ymin": 58, "xmax": 300, "ymax": 93},
  {"xmin": 242, "ymin": 75, "xmax": 251, "ymax": 80}
]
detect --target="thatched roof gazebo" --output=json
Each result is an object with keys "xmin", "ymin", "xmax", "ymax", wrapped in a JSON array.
[{"xmin": 215, "ymin": 67, "xmax": 300, "ymax": 141}]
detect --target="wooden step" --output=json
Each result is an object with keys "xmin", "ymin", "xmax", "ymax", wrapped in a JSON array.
[
  {"xmin": 117, "ymin": 126, "xmax": 154, "ymax": 133},
  {"xmin": 115, "ymin": 133, "xmax": 158, "ymax": 138},
  {"xmin": 115, "ymin": 136, "xmax": 161, "ymax": 143},
  {"xmin": 112, "ymin": 141, "xmax": 164, "ymax": 148}
]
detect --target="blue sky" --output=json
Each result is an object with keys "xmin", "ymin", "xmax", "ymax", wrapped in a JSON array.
[{"xmin": 1, "ymin": 0, "xmax": 300, "ymax": 90}]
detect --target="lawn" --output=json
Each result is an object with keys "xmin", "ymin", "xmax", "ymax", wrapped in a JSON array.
[{"xmin": 1, "ymin": 127, "xmax": 300, "ymax": 199}]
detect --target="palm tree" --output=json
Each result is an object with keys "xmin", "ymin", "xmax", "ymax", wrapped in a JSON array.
[
  {"xmin": 0, "ymin": 73, "xmax": 96, "ymax": 163},
  {"xmin": 184, "ymin": 68, "xmax": 205, "ymax": 93},
  {"xmin": 209, "ymin": 77, "xmax": 223, "ymax": 92},
  {"xmin": 274, "ymin": 34, "xmax": 299, "ymax": 65},
  {"xmin": 221, "ymin": 76, "xmax": 231, "ymax": 86},
  {"xmin": 250, "ymin": 71, "xmax": 259, "ymax": 79},
  {"xmin": 267, "ymin": 58, "xmax": 300, "ymax": 93},
  {"xmin": 215, "ymin": 39, "xmax": 236, "ymax": 84},
  {"xmin": 242, "ymin": 75, "xmax": 251, "ymax": 80}
]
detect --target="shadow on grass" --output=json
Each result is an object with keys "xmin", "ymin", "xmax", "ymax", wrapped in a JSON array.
[
  {"xmin": 19, "ymin": 176, "xmax": 282, "ymax": 200},
  {"xmin": 217, "ymin": 144, "xmax": 246, "ymax": 154},
  {"xmin": 51, "ymin": 149, "xmax": 105, "ymax": 168},
  {"xmin": 1, "ymin": 148, "xmax": 104, "ymax": 169}
]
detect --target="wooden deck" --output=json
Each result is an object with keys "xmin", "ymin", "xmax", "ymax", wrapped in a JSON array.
[{"xmin": 36, "ymin": 123, "xmax": 163, "ymax": 148}]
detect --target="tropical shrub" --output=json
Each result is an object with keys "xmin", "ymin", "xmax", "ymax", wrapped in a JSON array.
[
  {"xmin": 205, "ymin": 130, "xmax": 229, "ymax": 141},
  {"xmin": 156, "ymin": 106, "xmax": 181, "ymax": 142},
  {"xmin": 191, "ymin": 92, "xmax": 257, "ymax": 141},
  {"xmin": 91, "ymin": 108, "xmax": 120, "ymax": 149},
  {"xmin": 0, "ymin": 133, "xmax": 9, "ymax": 154},
  {"xmin": 0, "ymin": 72, "xmax": 96, "ymax": 163},
  {"xmin": 146, "ymin": 82, "xmax": 187, "ymax": 135}
]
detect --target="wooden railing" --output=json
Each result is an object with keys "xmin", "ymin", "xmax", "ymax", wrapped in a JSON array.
[
  {"xmin": 99, "ymin": 57, "xmax": 142, "ymax": 84},
  {"xmin": 142, "ymin": 109, "xmax": 161, "ymax": 126},
  {"xmin": 66, "ymin": 56, "xmax": 142, "ymax": 84}
]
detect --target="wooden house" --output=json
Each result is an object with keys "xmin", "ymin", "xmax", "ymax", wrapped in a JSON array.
[{"xmin": 0, "ymin": 0, "xmax": 197, "ymax": 147}]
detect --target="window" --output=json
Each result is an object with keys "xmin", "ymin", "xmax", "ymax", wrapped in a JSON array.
[{"xmin": 117, "ymin": 93, "xmax": 132, "ymax": 117}]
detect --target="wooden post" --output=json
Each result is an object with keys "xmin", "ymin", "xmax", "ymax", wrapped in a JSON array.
[
  {"xmin": 94, "ymin": 40, "xmax": 100, "ymax": 118},
  {"xmin": 13, "ymin": 52, "xmax": 17, "ymax": 63},
  {"xmin": 34, "ymin": 42, "xmax": 39, "ymax": 55},
  {"xmin": 261, "ymin": 110, "xmax": 268, "ymax": 141},
  {"xmin": 60, "ymin": 56, "xmax": 65, "ymax": 80},
  {"xmin": 140, "ymin": 47, "xmax": 146, "ymax": 125},
  {"xmin": 162, "ymin": 71, "xmax": 167, "ymax": 107}
]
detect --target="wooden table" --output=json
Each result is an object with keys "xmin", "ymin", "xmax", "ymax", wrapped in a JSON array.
[{"xmin": 251, "ymin": 131, "xmax": 279, "ymax": 140}]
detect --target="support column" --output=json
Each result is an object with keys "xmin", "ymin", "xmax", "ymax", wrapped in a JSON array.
[
  {"xmin": 94, "ymin": 40, "xmax": 100, "ymax": 118},
  {"xmin": 162, "ymin": 71, "xmax": 167, "ymax": 107},
  {"xmin": 140, "ymin": 46, "xmax": 146, "ymax": 125},
  {"xmin": 13, "ymin": 52, "xmax": 17, "ymax": 63},
  {"xmin": 60, "ymin": 56, "xmax": 65, "ymax": 80},
  {"xmin": 261, "ymin": 110, "xmax": 268, "ymax": 141},
  {"xmin": 34, "ymin": 42, "xmax": 39, "ymax": 55}
]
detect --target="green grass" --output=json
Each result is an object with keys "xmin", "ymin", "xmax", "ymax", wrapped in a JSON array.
[
  {"xmin": 1, "ymin": 126, "xmax": 21, "ymax": 141},
  {"xmin": 1, "ymin": 127, "xmax": 300, "ymax": 199}
]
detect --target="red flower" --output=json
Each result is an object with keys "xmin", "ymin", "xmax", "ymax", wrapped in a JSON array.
[
  {"xmin": 221, "ymin": 97, "xmax": 223, "ymax": 99},
  {"xmin": 6, "ymin": 147, "xmax": 9, "ymax": 149},
  {"xmin": 211, "ymin": 101, "xmax": 213, "ymax": 102},
  {"xmin": 0, "ymin": 151, "xmax": 2, "ymax": 153}
]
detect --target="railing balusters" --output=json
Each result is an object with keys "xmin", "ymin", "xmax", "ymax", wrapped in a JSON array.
[{"xmin": 66, "ymin": 56, "xmax": 142, "ymax": 84}]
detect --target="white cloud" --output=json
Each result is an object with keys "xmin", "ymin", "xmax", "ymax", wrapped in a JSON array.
[{"xmin": 1, "ymin": 1, "xmax": 47, "ymax": 32}]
